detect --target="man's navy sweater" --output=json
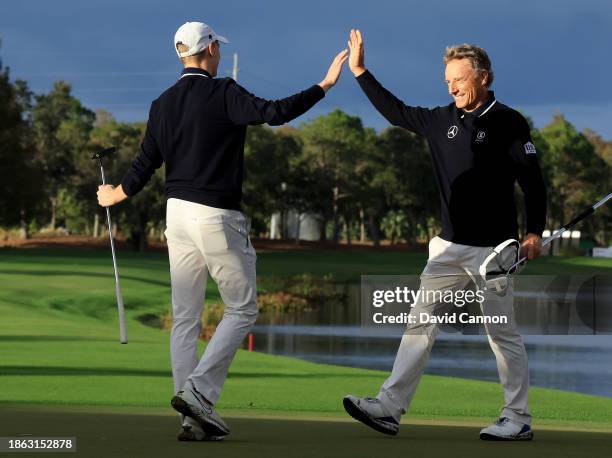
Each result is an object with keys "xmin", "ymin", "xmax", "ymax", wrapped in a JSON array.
[
  {"xmin": 357, "ymin": 70, "xmax": 546, "ymax": 246},
  {"xmin": 121, "ymin": 67, "xmax": 325, "ymax": 210}
]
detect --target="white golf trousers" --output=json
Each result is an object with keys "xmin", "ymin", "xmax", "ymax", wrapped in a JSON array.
[
  {"xmin": 164, "ymin": 198, "xmax": 257, "ymax": 404},
  {"xmin": 377, "ymin": 236, "xmax": 531, "ymax": 425}
]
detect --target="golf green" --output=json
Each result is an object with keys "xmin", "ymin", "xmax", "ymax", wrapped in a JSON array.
[{"xmin": 2, "ymin": 407, "xmax": 611, "ymax": 458}]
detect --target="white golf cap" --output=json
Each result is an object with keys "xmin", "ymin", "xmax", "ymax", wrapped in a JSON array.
[{"xmin": 174, "ymin": 21, "xmax": 229, "ymax": 58}]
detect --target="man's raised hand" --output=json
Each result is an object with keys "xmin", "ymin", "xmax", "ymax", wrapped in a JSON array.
[
  {"xmin": 318, "ymin": 49, "xmax": 349, "ymax": 92},
  {"xmin": 348, "ymin": 29, "xmax": 366, "ymax": 77}
]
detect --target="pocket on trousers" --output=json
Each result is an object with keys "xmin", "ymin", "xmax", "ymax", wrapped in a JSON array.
[
  {"xmin": 195, "ymin": 221, "xmax": 229, "ymax": 254},
  {"xmin": 225, "ymin": 220, "xmax": 251, "ymax": 252},
  {"xmin": 164, "ymin": 225, "xmax": 191, "ymax": 246},
  {"xmin": 427, "ymin": 236, "xmax": 446, "ymax": 260}
]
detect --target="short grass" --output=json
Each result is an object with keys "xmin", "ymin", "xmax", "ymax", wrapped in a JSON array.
[
  {"xmin": 3, "ymin": 408, "xmax": 612, "ymax": 458},
  {"xmin": 1, "ymin": 247, "xmax": 611, "ymax": 430}
]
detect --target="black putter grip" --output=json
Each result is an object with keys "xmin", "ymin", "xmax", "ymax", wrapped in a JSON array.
[
  {"xmin": 563, "ymin": 207, "xmax": 595, "ymax": 231},
  {"xmin": 91, "ymin": 146, "xmax": 117, "ymax": 160}
]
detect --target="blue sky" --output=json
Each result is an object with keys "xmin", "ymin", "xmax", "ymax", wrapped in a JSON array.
[{"xmin": 2, "ymin": 0, "xmax": 610, "ymax": 138}]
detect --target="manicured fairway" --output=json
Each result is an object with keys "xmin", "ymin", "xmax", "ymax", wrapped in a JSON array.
[
  {"xmin": 1, "ymin": 246, "xmax": 611, "ymax": 457},
  {"xmin": 3, "ymin": 245, "xmax": 611, "ymax": 281}
]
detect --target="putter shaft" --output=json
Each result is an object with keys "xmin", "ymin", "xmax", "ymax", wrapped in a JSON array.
[
  {"xmin": 99, "ymin": 158, "xmax": 128, "ymax": 344},
  {"xmin": 508, "ymin": 192, "xmax": 612, "ymax": 273}
]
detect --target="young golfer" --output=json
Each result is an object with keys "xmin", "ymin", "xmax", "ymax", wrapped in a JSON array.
[
  {"xmin": 342, "ymin": 29, "xmax": 546, "ymax": 441},
  {"xmin": 97, "ymin": 21, "xmax": 348, "ymax": 441}
]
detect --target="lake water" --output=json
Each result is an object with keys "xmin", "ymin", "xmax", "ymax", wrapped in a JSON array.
[
  {"xmin": 251, "ymin": 277, "xmax": 612, "ymax": 397},
  {"xmin": 250, "ymin": 325, "xmax": 612, "ymax": 397}
]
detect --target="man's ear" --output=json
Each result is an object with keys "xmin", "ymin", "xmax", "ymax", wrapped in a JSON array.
[
  {"xmin": 480, "ymin": 71, "xmax": 489, "ymax": 87},
  {"xmin": 207, "ymin": 42, "xmax": 217, "ymax": 57}
]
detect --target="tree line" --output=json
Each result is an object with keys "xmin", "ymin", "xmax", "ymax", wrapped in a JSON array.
[{"xmin": 1, "ymin": 58, "xmax": 610, "ymax": 251}]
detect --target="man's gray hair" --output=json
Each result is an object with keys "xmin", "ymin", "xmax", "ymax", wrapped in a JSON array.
[{"xmin": 444, "ymin": 44, "xmax": 494, "ymax": 87}]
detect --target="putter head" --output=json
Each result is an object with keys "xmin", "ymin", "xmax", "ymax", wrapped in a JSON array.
[
  {"xmin": 485, "ymin": 275, "xmax": 510, "ymax": 296},
  {"xmin": 91, "ymin": 146, "xmax": 117, "ymax": 160}
]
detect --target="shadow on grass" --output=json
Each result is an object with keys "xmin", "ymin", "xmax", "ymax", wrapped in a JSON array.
[
  {"xmin": 0, "ymin": 366, "xmax": 173, "ymax": 377},
  {"xmin": 0, "ymin": 247, "xmax": 167, "ymax": 261},
  {"xmin": 0, "ymin": 269, "xmax": 170, "ymax": 289},
  {"xmin": 0, "ymin": 335, "xmax": 117, "ymax": 343},
  {"xmin": 2, "ymin": 407, "xmax": 612, "ymax": 458},
  {"xmin": 0, "ymin": 366, "xmax": 379, "ymax": 379}
]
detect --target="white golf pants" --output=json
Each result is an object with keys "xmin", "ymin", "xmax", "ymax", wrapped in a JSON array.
[
  {"xmin": 377, "ymin": 236, "xmax": 531, "ymax": 425},
  {"xmin": 164, "ymin": 198, "xmax": 257, "ymax": 404}
]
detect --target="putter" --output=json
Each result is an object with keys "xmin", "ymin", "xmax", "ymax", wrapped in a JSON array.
[
  {"xmin": 92, "ymin": 147, "xmax": 128, "ymax": 344},
  {"xmin": 509, "ymin": 192, "xmax": 612, "ymax": 273},
  {"xmin": 481, "ymin": 192, "xmax": 612, "ymax": 293}
]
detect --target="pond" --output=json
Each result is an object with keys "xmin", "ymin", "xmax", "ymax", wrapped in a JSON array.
[{"xmin": 251, "ymin": 277, "xmax": 612, "ymax": 397}]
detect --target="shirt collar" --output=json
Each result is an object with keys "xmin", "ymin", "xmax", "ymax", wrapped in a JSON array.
[
  {"xmin": 180, "ymin": 67, "xmax": 213, "ymax": 79},
  {"xmin": 460, "ymin": 91, "xmax": 496, "ymax": 118}
]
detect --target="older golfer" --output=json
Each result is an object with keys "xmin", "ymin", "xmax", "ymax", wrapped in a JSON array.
[
  {"xmin": 98, "ymin": 21, "xmax": 348, "ymax": 441},
  {"xmin": 342, "ymin": 30, "xmax": 546, "ymax": 441}
]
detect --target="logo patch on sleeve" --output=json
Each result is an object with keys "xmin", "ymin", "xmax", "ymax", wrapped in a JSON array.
[{"xmin": 524, "ymin": 142, "xmax": 537, "ymax": 155}]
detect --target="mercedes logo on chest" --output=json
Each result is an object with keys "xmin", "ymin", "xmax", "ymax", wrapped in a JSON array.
[{"xmin": 447, "ymin": 125, "xmax": 458, "ymax": 138}]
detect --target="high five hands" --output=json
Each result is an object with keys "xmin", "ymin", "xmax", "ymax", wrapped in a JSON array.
[
  {"xmin": 319, "ymin": 28, "xmax": 367, "ymax": 92},
  {"xmin": 319, "ymin": 49, "xmax": 349, "ymax": 92},
  {"xmin": 348, "ymin": 29, "xmax": 366, "ymax": 77}
]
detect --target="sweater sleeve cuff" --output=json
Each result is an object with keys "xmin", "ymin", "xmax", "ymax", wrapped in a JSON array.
[
  {"xmin": 526, "ymin": 224, "xmax": 545, "ymax": 237},
  {"xmin": 120, "ymin": 174, "xmax": 139, "ymax": 197},
  {"xmin": 312, "ymin": 84, "xmax": 326, "ymax": 99},
  {"xmin": 355, "ymin": 70, "xmax": 373, "ymax": 82}
]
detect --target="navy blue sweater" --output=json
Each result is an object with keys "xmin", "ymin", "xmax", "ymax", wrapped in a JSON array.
[
  {"xmin": 121, "ymin": 67, "xmax": 325, "ymax": 209},
  {"xmin": 357, "ymin": 70, "xmax": 547, "ymax": 246}
]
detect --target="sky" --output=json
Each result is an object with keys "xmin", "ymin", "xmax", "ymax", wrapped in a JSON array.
[{"xmin": 1, "ymin": 0, "xmax": 611, "ymax": 139}]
